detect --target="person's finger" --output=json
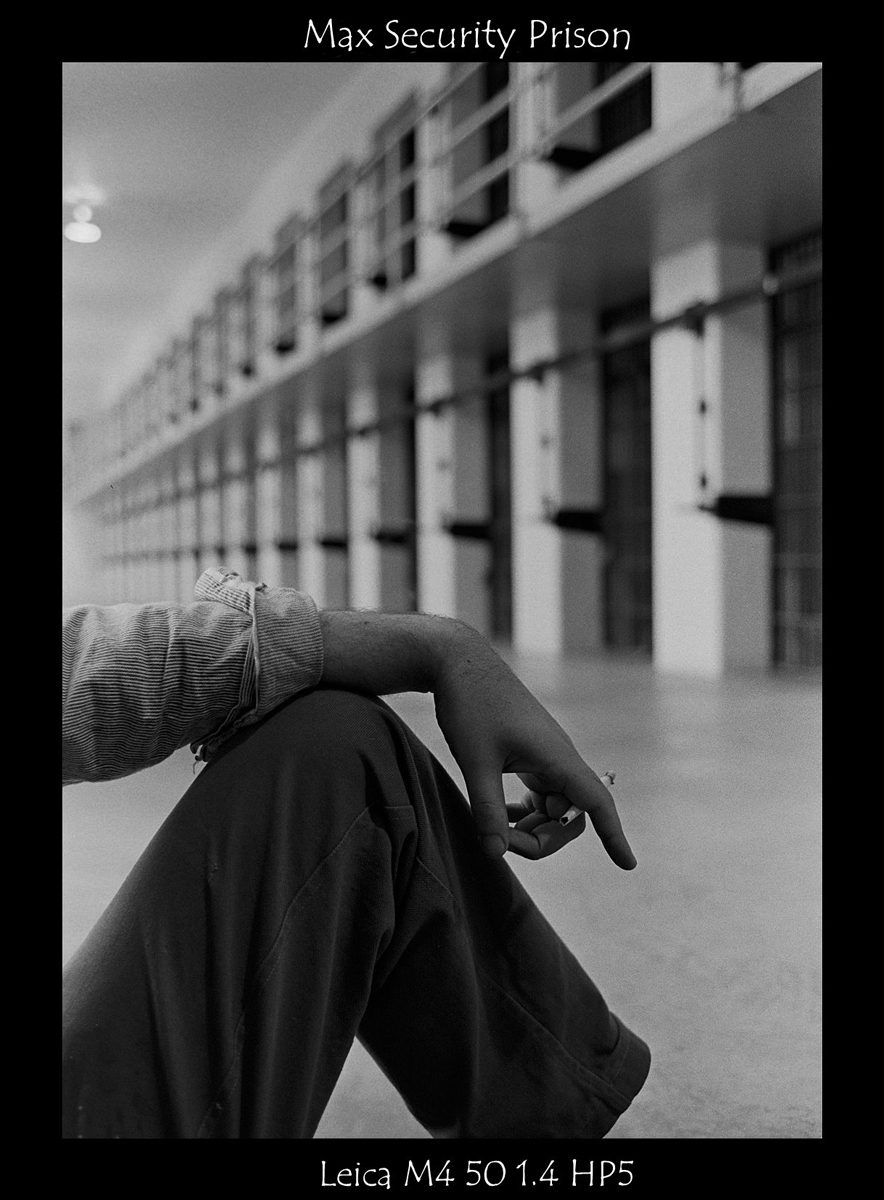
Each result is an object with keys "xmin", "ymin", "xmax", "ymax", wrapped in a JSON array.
[
  {"xmin": 513, "ymin": 810, "xmax": 548, "ymax": 835},
  {"xmin": 543, "ymin": 792, "xmax": 570, "ymax": 821},
  {"xmin": 508, "ymin": 812, "xmax": 586, "ymax": 859},
  {"xmin": 462, "ymin": 765, "xmax": 510, "ymax": 858},
  {"xmin": 561, "ymin": 765, "xmax": 636, "ymax": 869},
  {"xmin": 516, "ymin": 772, "xmax": 547, "ymax": 795},
  {"xmin": 505, "ymin": 795, "xmax": 535, "ymax": 821}
]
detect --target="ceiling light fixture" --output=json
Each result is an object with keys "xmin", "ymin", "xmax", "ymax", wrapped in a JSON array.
[
  {"xmin": 63, "ymin": 186, "xmax": 104, "ymax": 244},
  {"xmin": 64, "ymin": 220, "xmax": 102, "ymax": 244},
  {"xmin": 63, "ymin": 184, "xmax": 106, "ymax": 207}
]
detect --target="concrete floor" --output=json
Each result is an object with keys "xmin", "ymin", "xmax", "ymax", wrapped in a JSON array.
[{"xmin": 62, "ymin": 652, "xmax": 821, "ymax": 1139}]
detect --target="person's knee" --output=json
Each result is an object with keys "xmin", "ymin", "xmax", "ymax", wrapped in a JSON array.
[
  {"xmin": 205, "ymin": 687, "xmax": 413, "ymax": 825},
  {"xmin": 262, "ymin": 687, "xmax": 400, "ymax": 764},
  {"xmin": 166, "ymin": 687, "xmax": 421, "ymax": 894}
]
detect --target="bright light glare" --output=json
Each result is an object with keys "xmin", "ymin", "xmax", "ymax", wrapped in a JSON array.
[
  {"xmin": 63, "ymin": 183, "xmax": 106, "ymax": 206},
  {"xmin": 64, "ymin": 221, "xmax": 102, "ymax": 244}
]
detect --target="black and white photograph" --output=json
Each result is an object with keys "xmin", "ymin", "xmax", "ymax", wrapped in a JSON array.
[{"xmin": 62, "ymin": 50, "xmax": 822, "ymax": 1158}]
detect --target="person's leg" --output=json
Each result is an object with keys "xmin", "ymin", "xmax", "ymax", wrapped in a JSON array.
[{"xmin": 62, "ymin": 689, "xmax": 649, "ymax": 1139}]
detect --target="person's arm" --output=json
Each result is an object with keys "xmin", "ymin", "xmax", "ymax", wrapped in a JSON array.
[
  {"xmin": 319, "ymin": 610, "xmax": 636, "ymax": 870},
  {"xmin": 62, "ymin": 569, "xmax": 323, "ymax": 785},
  {"xmin": 62, "ymin": 600, "xmax": 255, "ymax": 784},
  {"xmin": 63, "ymin": 569, "xmax": 635, "ymax": 871}
]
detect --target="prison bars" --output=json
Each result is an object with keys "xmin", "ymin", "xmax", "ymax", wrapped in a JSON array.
[
  {"xmin": 67, "ymin": 253, "xmax": 821, "ymax": 502},
  {"xmin": 292, "ymin": 257, "xmax": 823, "ymax": 457}
]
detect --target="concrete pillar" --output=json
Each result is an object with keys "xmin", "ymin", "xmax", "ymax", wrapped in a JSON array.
[
  {"xmin": 350, "ymin": 186, "xmax": 377, "ymax": 325},
  {"xmin": 137, "ymin": 486, "xmax": 150, "ymax": 600},
  {"xmin": 145, "ymin": 484, "xmax": 158, "ymax": 600},
  {"xmin": 156, "ymin": 466, "xmax": 177, "ymax": 602},
  {"xmin": 319, "ymin": 402, "xmax": 349, "ymax": 611},
  {"xmin": 296, "ymin": 395, "xmax": 325, "ymax": 605},
  {"xmin": 101, "ymin": 500, "xmax": 116, "ymax": 604},
  {"xmin": 108, "ymin": 490, "xmax": 123, "ymax": 603},
  {"xmin": 416, "ymin": 109, "xmax": 451, "ymax": 279},
  {"xmin": 71, "ymin": 499, "xmax": 101, "ymax": 607},
  {"xmin": 141, "ymin": 477, "xmax": 159, "ymax": 601},
  {"xmin": 94, "ymin": 499, "xmax": 109, "ymax": 604},
  {"xmin": 299, "ymin": 232, "xmax": 322, "ymax": 362},
  {"xmin": 278, "ymin": 405, "xmax": 301, "ymax": 588},
  {"xmin": 346, "ymin": 372, "xmax": 382, "ymax": 610},
  {"xmin": 255, "ymin": 404, "xmax": 281, "ymax": 587},
  {"xmin": 652, "ymin": 62, "xmax": 722, "ymax": 129},
  {"xmin": 176, "ymin": 451, "xmax": 199, "ymax": 603},
  {"xmin": 124, "ymin": 484, "xmax": 138, "ymax": 601},
  {"xmin": 106, "ymin": 495, "xmax": 120, "ymax": 603},
  {"xmin": 221, "ymin": 428, "xmax": 249, "ymax": 580},
  {"xmin": 95, "ymin": 500, "xmax": 111, "ymax": 606},
  {"xmin": 650, "ymin": 239, "xmax": 772, "ymax": 675},
  {"xmin": 254, "ymin": 257, "xmax": 276, "ymax": 383},
  {"xmin": 118, "ymin": 487, "xmax": 132, "ymax": 602},
  {"xmin": 63, "ymin": 500, "xmax": 101, "ymax": 608},
  {"xmin": 198, "ymin": 318, "xmax": 222, "ymax": 419},
  {"xmin": 415, "ymin": 326, "xmax": 490, "ymax": 634},
  {"xmin": 129, "ymin": 483, "xmax": 145, "ymax": 601},
  {"xmin": 510, "ymin": 296, "xmax": 604, "ymax": 654},
  {"xmin": 254, "ymin": 403, "xmax": 299, "ymax": 589},
  {"xmin": 95, "ymin": 501, "xmax": 112, "ymax": 605},
  {"xmin": 133, "ymin": 487, "xmax": 146, "ymax": 602},
  {"xmin": 123, "ymin": 486, "xmax": 136, "ymax": 601},
  {"xmin": 377, "ymin": 395, "xmax": 417, "ymax": 612},
  {"xmin": 512, "ymin": 62, "xmax": 558, "ymax": 213},
  {"xmin": 261, "ymin": 269, "xmax": 296, "ymax": 393},
  {"xmin": 196, "ymin": 439, "xmax": 222, "ymax": 577},
  {"xmin": 165, "ymin": 467, "xmax": 183, "ymax": 603},
  {"xmin": 120, "ymin": 490, "xmax": 132, "ymax": 602},
  {"xmin": 143, "ymin": 482, "xmax": 157, "ymax": 600},
  {"xmin": 123, "ymin": 490, "xmax": 136, "ymax": 602}
]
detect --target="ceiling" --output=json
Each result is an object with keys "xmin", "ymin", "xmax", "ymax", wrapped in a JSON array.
[
  {"xmin": 64, "ymin": 63, "xmax": 822, "ymax": 433},
  {"xmin": 62, "ymin": 62, "xmax": 361, "ymax": 425}
]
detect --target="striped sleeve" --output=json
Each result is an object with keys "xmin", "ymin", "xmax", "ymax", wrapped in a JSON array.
[{"xmin": 62, "ymin": 569, "xmax": 324, "ymax": 786}]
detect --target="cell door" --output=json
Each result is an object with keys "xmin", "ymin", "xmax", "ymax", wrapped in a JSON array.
[
  {"xmin": 771, "ymin": 232, "xmax": 822, "ymax": 669},
  {"xmin": 321, "ymin": 403, "xmax": 350, "ymax": 610},
  {"xmin": 601, "ymin": 301, "xmax": 653, "ymax": 653}
]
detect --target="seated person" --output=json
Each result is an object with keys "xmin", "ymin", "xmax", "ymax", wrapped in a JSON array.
[{"xmin": 62, "ymin": 568, "xmax": 650, "ymax": 1139}]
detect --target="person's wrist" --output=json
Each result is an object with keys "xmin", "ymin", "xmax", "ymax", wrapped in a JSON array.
[
  {"xmin": 429, "ymin": 616, "xmax": 490, "ymax": 691},
  {"xmin": 318, "ymin": 608, "xmax": 475, "ymax": 694}
]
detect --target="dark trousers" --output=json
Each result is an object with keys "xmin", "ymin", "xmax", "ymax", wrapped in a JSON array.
[{"xmin": 62, "ymin": 688, "xmax": 650, "ymax": 1139}]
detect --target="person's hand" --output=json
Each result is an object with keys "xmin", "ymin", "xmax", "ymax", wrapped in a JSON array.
[
  {"xmin": 503, "ymin": 788, "xmax": 588, "ymax": 860},
  {"xmin": 432, "ymin": 622, "xmax": 636, "ymax": 869}
]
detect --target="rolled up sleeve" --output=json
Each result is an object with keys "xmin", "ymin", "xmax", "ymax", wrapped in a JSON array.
[
  {"xmin": 62, "ymin": 569, "xmax": 324, "ymax": 785},
  {"xmin": 191, "ymin": 569, "xmax": 324, "ymax": 764}
]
